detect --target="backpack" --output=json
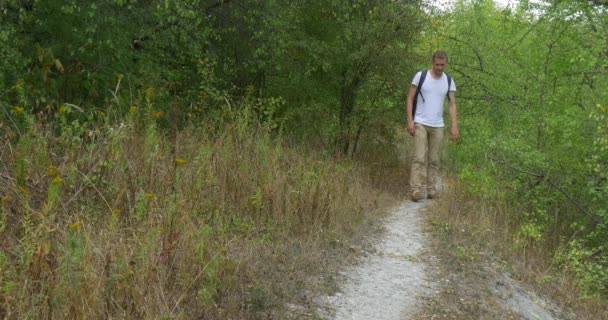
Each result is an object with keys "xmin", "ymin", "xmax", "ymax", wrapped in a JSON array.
[{"xmin": 412, "ymin": 70, "xmax": 452, "ymax": 120}]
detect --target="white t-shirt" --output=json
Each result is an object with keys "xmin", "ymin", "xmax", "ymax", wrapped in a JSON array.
[{"xmin": 411, "ymin": 71, "xmax": 456, "ymax": 127}]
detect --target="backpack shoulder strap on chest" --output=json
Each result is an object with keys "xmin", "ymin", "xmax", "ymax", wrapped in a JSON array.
[
  {"xmin": 412, "ymin": 70, "xmax": 427, "ymax": 120},
  {"xmin": 446, "ymin": 73, "xmax": 452, "ymax": 101},
  {"xmin": 415, "ymin": 70, "xmax": 427, "ymax": 103}
]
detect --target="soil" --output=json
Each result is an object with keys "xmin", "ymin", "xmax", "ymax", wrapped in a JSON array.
[{"xmin": 314, "ymin": 199, "xmax": 571, "ymax": 320}]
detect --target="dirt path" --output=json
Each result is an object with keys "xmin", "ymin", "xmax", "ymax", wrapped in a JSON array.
[
  {"xmin": 316, "ymin": 200, "xmax": 568, "ymax": 320},
  {"xmin": 317, "ymin": 201, "xmax": 430, "ymax": 319}
]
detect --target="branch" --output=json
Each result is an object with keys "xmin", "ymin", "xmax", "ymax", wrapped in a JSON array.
[
  {"xmin": 447, "ymin": 36, "xmax": 484, "ymax": 72},
  {"xmin": 491, "ymin": 158, "xmax": 602, "ymax": 225},
  {"xmin": 205, "ymin": 0, "xmax": 232, "ymax": 11}
]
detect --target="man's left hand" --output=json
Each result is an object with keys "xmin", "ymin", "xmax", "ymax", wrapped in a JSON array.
[{"xmin": 450, "ymin": 126, "xmax": 460, "ymax": 143}]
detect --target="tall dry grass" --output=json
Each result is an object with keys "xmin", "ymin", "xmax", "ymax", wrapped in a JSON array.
[
  {"xmin": 428, "ymin": 176, "xmax": 608, "ymax": 319},
  {"xmin": 0, "ymin": 108, "xmax": 393, "ymax": 319}
]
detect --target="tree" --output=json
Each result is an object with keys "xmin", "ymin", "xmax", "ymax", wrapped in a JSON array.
[
  {"xmin": 442, "ymin": 0, "xmax": 608, "ymax": 295},
  {"xmin": 227, "ymin": 0, "xmax": 425, "ymax": 155}
]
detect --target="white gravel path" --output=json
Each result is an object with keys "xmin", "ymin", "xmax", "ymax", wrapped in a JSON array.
[
  {"xmin": 318, "ymin": 201, "xmax": 431, "ymax": 320},
  {"xmin": 316, "ymin": 199, "xmax": 566, "ymax": 320}
]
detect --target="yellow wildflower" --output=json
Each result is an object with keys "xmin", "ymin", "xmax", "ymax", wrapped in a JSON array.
[
  {"xmin": 130, "ymin": 106, "xmax": 138, "ymax": 114},
  {"xmin": 145, "ymin": 193, "xmax": 155, "ymax": 200},
  {"xmin": 175, "ymin": 158, "xmax": 187, "ymax": 166},
  {"xmin": 51, "ymin": 177, "xmax": 64, "ymax": 185},
  {"xmin": 112, "ymin": 209, "xmax": 121, "ymax": 216},
  {"xmin": 58, "ymin": 105, "xmax": 67, "ymax": 113},
  {"xmin": 69, "ymin": 221, "xmax": 83, "ymax": 231},
  {"xmin": 47, "ymin": 165, "xmax": 59, "ymax": 177},
  {"xmin": 145, "ymin": 87, "xmax": 155, "ymax": 99},
  {"xmin": 13, "ymin": 106, "xmax": 24, "ymax": 114},
  {"xmin": 54, "ymin": 59, "xmax": 64, "ymax": 74},
  {"xmin": 152, "ymin": 111, "xmax": 163, "ymax": 119}
]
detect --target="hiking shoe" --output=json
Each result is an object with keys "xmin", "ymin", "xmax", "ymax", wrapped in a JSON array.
[{"xmin": 411, "ymin": 190, "xmax": 423, "ymax": 202}]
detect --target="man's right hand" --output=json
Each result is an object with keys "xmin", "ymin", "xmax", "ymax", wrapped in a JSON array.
[{"xmin": 407, "ymin": 121, "xmax": 416, "ymax": 136}]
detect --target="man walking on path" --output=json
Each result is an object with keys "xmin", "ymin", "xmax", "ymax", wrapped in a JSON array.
[{"xmin": 406, "ymin": 51, "xmax": 459, "ymax": 202}]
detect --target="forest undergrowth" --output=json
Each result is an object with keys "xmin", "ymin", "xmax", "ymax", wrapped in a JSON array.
[
  {"xmin": 0, "ymin": 106, "xmax": 404, "ymax": 319},
  {"xmin": 1, "ymin": 101, "xmax": 607, "ymax": 319},
  {"xmin": 426, "ymin": 174, "xmax": 608, "ymax": 319},
  {"xmin": 1, "ymin": 0, "xmax": 607, "ymax": 318}
]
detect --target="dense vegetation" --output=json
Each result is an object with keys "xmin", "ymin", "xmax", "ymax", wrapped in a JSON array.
[
  {"xmin": 1, "ymin": 0, "xmax": 420, "ymax": 318},
  {"xmin": 0, "ymin": 0, "xmax": 606, "ymax": 318},
  {"xmin": 439, "ymin": 0, "xmax": 608, "ymax": 297},
  {"xmin": 1, "ymin": 0, "xmax": 423, "ymax": 153}
]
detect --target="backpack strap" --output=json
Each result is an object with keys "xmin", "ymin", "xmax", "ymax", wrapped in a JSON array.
[
  {"xmin": 446, "ymin": 73, "xmax": 452, "ymax": 101},
  {"xmin": 415, "ymin": 70, "xmax": 427, "ymax": 103},
  {"xmin": 412, "ymin": 70, "xmax": 427, "ymax": 120}
]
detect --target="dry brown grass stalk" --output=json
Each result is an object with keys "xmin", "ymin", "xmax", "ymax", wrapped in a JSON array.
[
  {"xmin": 428, "ymin": 178, "xmax": 608, "ymax": 319},
  {"xmin": 0, "ymin": 114, "xmax": 398, "ymax": 319}
]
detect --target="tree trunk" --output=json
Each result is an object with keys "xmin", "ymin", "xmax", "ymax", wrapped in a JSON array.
[{"xmin": 338, "ymin": 75, "xmax": 361, "ymax": 154}]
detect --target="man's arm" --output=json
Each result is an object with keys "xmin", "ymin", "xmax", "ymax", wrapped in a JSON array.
[
  {"xmin": 406, "ymin": 84, "xmax": 417, "ymax": 136},
  {"xmin": 448, "ymin": 91, "xmax": 459, "ymax": 142}
]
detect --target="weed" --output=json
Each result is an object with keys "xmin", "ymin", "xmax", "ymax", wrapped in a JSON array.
[
  {"xmin": 0, "ymin": 104, "xmax": 383, "ymax": 318},
  {"xmin": 428, "ymin": 179, "xmax": 608, "ymax": 319}
]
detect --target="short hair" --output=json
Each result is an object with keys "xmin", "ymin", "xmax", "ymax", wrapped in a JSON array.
[{"xmin": 432, "ymin": 50, "xmax": 448, "ymax": 62}]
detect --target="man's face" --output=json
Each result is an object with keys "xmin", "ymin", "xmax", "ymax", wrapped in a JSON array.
[{"xmin": 432, "ymin": 57, "xmax": 447, "ymax": 75}]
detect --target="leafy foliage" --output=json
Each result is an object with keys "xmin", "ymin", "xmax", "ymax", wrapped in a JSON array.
[
  {"xmin": 442, "ymin": 0, "xmax": 608, "ymax": 296},
  {"xmin": 0, "ymin": 1, "xmax": 427, "ymax": 317},
  {"xmin": 2, "ymin": 0, "xmax": 607, "ymax": 314},
  {"xmin": 1, "ymin": 0, "xmax": 426, "ymax": 155}
]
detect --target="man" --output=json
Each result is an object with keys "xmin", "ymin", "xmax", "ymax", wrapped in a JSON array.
[{"xmin": 406, "ymin": 51, "xmax": 459, "ymax": 202}]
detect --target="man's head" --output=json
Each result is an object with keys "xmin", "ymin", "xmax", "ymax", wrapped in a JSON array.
[{"xmin": 431, "ymin": 50, "xmax": 448, "ymax": 76}]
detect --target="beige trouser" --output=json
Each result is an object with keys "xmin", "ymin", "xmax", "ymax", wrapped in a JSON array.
[{"xmin": 410, "ymin": 124, "xmax": 444, "ymax": 194}]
